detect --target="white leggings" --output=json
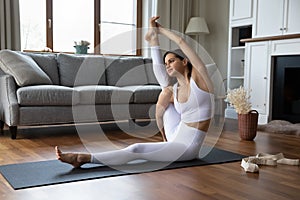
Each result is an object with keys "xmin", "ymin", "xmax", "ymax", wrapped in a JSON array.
[{"xmin": 91, "ymin": 105, "xmax": 206, "ymax": 165}]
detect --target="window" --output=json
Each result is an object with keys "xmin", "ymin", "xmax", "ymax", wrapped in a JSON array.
[
  {"xmin": 19, "ymin": 0, "xmax": 142, "ymax": 55},
  {"xmin": 100, "ymin": 0, "xmax": 138, "ymax": 55},
  {"xmin": 19, "ymin": 0, "xmax": 46, "ymax": 51},
  {"xmin": 52, "ymin": 0, "xmax": 94, "ymax": 53}
]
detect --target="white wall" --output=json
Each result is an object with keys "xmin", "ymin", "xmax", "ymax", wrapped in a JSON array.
[{"xmin": 193, "ymin": 0, "xmax": 229, "ymax": 81}]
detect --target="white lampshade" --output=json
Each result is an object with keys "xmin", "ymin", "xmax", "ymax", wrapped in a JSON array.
[{"xmin": 185, "ymin": 17, "xmax": 210, "ymax": 35}]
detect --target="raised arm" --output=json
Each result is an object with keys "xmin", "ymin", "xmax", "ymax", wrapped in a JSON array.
[
  {"xmin": 150, "ymin": 46, "xmax": 170, "ymax": 88},
  {"xmin": 158, "ymin": 23, "xmax": 214, "ymax": 93},
  {"xmin": 145, "ymin": 16, "xmax": 170, "ymax": 88}
]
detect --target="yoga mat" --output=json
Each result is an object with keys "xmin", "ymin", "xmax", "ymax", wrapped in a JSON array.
[{"xmin": 0, "ymin": 147, "xmax": 245, "ymax": 190}]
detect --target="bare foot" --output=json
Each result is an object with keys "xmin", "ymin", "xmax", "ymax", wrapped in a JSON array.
[{"xmin": 55, "ymin": 146, "xmax": 91, "ymax": 168}]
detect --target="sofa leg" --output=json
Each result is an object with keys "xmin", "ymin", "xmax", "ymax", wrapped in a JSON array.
[
  {"xmin": 0, "ymin": 121, "xmax": 4, "ymax": 134},
  {"xmin": 9, "ymin": 126, "xmax": 17, "ymax": 139},
  {"xmin": 0, "ymin": 121, "xmax": 3, "ymax": 129}
]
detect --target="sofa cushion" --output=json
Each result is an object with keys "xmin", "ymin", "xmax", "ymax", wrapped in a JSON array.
[
  {"xmin": 75, "ymin": 85, "xmax": 134, "ymax": 104},
  {"xmin": 0, "ymin": 50, "xmax": 53, "ymax": 86},
  {"xmin": 57, "ymin": 53, "xmax": 106, "ymax": 87},
  {"xmin": 22, "ymin": 52, "xmax": 60, "ymax": 85},
  {"xmin": 17, "ymin": 85, "xmax": 79, "ymax": 106},
  {"xmin": 122, "ymin": 85, "xmax": 161, "ymax": 103},
  {"xmin": 105, "ymin": 57, "xmax": 148, "ymax": 86}
]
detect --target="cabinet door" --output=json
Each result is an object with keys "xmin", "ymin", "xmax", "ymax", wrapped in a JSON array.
[
  {"xmin": 231, "ymin": 0, "xmax": 253, "ymax": 22},
  {"xmin": 285, "ymin": 0, "xmax": 300, "ymax": 34},
  {"xmin": 254, "ymin": 0, "xmax": 285, "ymax": 37},
  {"xmin": 245, "ymin": 42, "xmax": 269, "ymax": 115}
]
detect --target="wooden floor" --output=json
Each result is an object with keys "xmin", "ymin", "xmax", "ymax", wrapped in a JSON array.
[{"xmin": 0, "ymin": 119, "xmax": 299, "ymax": 200}]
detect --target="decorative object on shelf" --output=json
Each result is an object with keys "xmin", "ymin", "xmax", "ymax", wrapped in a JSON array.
[
  {"xmin": 74, "ymin": 40, "xmax": 90, "ymax": 54},
  {"xmin": 240, "ymin": 59, "xmax": 245, "ymax": 75},
  {"xmin": 226, "ymin": 86, "xmax": 258, "ymax": 140},
  {"xmin": 42, "ymin": 47, "xmax": 53, "ymax": 52}
]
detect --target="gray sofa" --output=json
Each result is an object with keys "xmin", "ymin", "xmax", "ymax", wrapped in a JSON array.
[{"xmin": 0, "ymin": 49, "xmax": 161, "ymax": 139}]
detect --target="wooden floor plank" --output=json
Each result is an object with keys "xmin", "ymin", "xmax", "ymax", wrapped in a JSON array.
[{"xmin": 0, "ymin": 119, "xmax": 299, "ymax": 200}]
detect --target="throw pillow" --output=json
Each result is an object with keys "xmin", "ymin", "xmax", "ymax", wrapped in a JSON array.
[
  {"xmin": 0, "ymin": 50, "xmax": 53, "ymax": 86},
  {"xmin": 21, "ymin": 52, "xmax": 59, "ymax": 85},
  {"xmin": 57, "ymin": 53, "xmax": 106, "ymax": 87},
  {"xmin": 105, "ymin": 57, "xmax": 148, "ymax": 86}
]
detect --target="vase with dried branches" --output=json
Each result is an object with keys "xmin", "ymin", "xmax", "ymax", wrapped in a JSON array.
[{"xmin": 226, "ymin": 86, "xmax": 258, "ymax": 140}]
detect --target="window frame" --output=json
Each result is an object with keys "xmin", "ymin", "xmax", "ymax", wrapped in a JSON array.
[{"xmin": 45, "ymin": 0, "xmax": 142, "ymax": 55}]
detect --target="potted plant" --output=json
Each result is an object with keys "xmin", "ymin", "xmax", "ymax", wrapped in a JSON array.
[
  {"xmin": 74, "ymin": 40, "xmax": 90, "ymax": 54},
  {"xmin": 226, "ymin": 86, "xmax": 259, "ymax": 140}
]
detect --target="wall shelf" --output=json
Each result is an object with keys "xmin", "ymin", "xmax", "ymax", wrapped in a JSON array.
[
  {"xmin": 231, "ymin": 76, "xmax": 244, "ymax": 79},
  {"xmin": 228, "ymin": 25, "xmax": 252, "ymax": 90},
  {"xmin": 226, "ymin": 0, "xmax": 254, "ymax": 119},
  {"xmin": 231, "ymin": 46, "xmax": 246, "ymax": 50}
]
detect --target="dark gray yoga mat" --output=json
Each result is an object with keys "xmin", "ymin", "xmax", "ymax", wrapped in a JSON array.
[{"xmin": 0, "ymin": 147, "xmax": 245, "ymax": 190}]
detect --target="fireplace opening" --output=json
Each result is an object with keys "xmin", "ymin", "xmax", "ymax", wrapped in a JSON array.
[{"xmin": 272, "ymin": 55, "xmax": 300, "ymax": 123}]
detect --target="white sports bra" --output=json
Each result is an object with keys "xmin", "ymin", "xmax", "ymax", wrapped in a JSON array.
[{"xmin": 173, "ymin": 78, "xmax": 214, "ymax": 123}]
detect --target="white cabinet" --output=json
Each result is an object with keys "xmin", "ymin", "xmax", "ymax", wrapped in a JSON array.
[
  {"xmin": 244, "ymin": 42, "xmax": 270, "ymax": 124},
  {"xmin": 226, "ymin": 0, "xmax": 253, "ymax": 119},
  {"xmin": 254, "ymin": 0, "xmax": 300, "ymax": 37},
  {"xmin": 244, "ymin": 38, "xmax": 300, "ymax": 124},
  {"xmin": 227, "ymin": 0, "xmax": 253, "ymax": 92},
  {"xmin": 284, "ymin": 0, "xmax": 300, "ymax": 35},
  {"xmin": 231, "ymin": 0, "xmax": 253, "ymax": 26},
  {"xmin": 228, "ymin": 0, "xmax": 300, "ymax": 122}
]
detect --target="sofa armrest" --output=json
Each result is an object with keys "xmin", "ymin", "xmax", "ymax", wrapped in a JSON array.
[{"xmin": 0, "ymin": 75, "xmax": 19, "ymax": 126}]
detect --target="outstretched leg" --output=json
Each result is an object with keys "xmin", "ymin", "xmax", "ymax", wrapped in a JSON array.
[{"xmin": 56, "ymin": 123, "xmax": 205, "ymax": 167}]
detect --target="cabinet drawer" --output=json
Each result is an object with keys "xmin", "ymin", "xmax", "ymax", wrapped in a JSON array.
[{"xmin": 271, "ymin": 38, "xmax": 300, "ymax": 55}]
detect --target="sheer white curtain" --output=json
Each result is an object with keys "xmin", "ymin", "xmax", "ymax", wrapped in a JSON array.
[
  {"xmin": 0, "ymin": 0, "xmax": 21, "ymax": 50},
  {"xmin": 156, "ymin": 0, "xmax": 193, "ymax": 50},
  {"xmin": 142, "ymin": 0, "xmax": 158, "ymax": 57},
  {"xmin": 157, "ymin": 0, "xmax": 192, "ymax": 32}
]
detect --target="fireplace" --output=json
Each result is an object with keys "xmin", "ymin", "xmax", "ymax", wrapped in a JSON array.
[{"xmin": 272, "ymin": 55, "xmax": 300, "ymax": 123}]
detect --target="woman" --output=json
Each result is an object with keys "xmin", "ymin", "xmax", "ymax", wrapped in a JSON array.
[{"xmin": 55, "ymin": 16, "xmax": 214, "ymax": 168}]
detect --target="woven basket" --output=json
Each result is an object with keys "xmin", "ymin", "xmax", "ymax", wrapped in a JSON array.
[{"xmin": 238, "ymin": 110, "xmax": 259, "ymax": 141}]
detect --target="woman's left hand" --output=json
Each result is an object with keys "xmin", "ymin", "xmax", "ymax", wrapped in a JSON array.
[{"xmin": 149, "ymin": 16, "xmax": 161, "ymax": 28}]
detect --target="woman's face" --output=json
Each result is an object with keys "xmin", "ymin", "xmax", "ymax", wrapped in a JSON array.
[{"xmin": 164, "ymin": 53, "xmax": 186, "ymax": 77}]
